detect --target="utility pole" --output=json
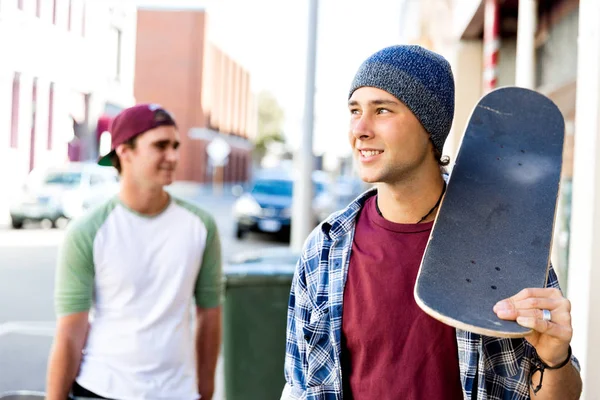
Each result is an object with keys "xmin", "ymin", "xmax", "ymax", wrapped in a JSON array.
[
  {"xmin": 291, "ymin": 0, "xmax": 318, "ymax": 252},
  {"xmin": 515, "ymin": 0, "xmax": 537, "ymax": 88},
  {"xmin": 567, "ymin": 0, "xmax": 600, "ymax": 397}
]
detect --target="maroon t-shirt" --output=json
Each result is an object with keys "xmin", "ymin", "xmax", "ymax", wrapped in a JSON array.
[{"xmin": 341, "ymin": 195, "xmax": 463, "ymax": 399}]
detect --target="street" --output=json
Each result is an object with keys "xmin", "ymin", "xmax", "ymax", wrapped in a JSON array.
[{"xmin": 0, "ymin": 187, "xmax": 288, "ymax": 398}]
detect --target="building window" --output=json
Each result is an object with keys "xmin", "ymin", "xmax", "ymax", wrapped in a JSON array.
[
  {"xmin": 48, "ymin": 82, "xmax": 54, "ymax": 150},
  {"xmin": 82, "ymin": 0, "xmax": 86, "ymax": 36},
  {"xmin": 10, "ymin": 73, "xmax": 21, "ymax": 149},
  {"xmin": 36, "ymin": 0, "xmax": 42, "ymax": 17},
  {"xmin": 52, "ymin": 0, "xmax": 57, "ymax": 25},
  {"xmin": 30, "ymin": 78, "xmax": 38, "ymax": 172},
  {"xmin": 109, "ymin": 26, "xmax": 122, "ymax": 81},
  {"xmin": 67, "ymin": 0, "xmax": 72, "ymax": 31}
]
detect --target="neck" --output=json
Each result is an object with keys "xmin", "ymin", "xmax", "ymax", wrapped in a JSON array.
[
  {"xmin": 119, "ymin": 178, "xmax": 170, "ymax": 216},
  {"xmin": 376, "ymin": 168, "xmax": 446, "ymax": 224}
]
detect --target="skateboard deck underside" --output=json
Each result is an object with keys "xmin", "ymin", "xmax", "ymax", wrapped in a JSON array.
[{"xmin": 415, "ymin": 87, "xmax": 565, "ymax": 338}]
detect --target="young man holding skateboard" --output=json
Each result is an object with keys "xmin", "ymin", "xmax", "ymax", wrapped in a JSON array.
[
  {"xmin": 282, "ymin": 45, "xmax": 582, "ymax": 399},
  {"xmin": 46, "ymin": 104, "xmax": 223, "ymax": 400}
]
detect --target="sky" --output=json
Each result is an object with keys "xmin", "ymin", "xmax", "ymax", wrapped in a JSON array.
[{"xmin": 137, "ymin": 0, "xmax": 421, "ymax": 162}]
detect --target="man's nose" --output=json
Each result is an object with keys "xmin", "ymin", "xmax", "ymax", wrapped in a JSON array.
[
  {"xmin": 166, "ymin": 146, "xmax": 180, "ymax": 162},
  {"xmin": 352, "ymin": 115, "xmax": 374, "ymax": 140}
]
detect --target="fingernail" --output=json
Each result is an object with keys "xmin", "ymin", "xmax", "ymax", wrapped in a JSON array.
[
  {"xmin": 495, "ymin": 301, "xmax": 509, "ymax": 310},
  {"xmin": 516, "ymin": 316, "xmax": 533, "ymax": 328}
]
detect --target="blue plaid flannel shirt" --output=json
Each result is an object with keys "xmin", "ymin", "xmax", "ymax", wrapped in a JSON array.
[{"xmin": 283, "ymin": 189, "xmax": 579, "ymax": 400}]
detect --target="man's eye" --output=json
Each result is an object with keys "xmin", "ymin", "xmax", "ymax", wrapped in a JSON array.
[
  {"xmin": 376, "ymin": 108, "xmax": 390, "ymax": 114},
  {"xmin": 349, "ymin": 109, "xmax": 360, "ymax": 115}
]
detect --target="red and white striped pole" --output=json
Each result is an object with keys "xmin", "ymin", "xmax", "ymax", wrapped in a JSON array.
[{"xmin": 483, "ymin": 0, "xmax": 500, "ymax": 93}]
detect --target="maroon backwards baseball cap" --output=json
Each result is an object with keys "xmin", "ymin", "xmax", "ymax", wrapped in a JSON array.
[{"xmin": 98, "ymin": 103, "xmax": 177, "ymax": 166}]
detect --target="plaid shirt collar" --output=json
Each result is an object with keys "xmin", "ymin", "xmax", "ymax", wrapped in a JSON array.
[{"xmin": 320, "ymin": 188, "xmax": 376, "ymax": 240}]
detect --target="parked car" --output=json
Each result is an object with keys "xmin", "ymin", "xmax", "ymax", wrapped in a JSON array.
[
  {"xmin": 9, "ymin": 162, "xmax": 119, "ymax": 229},
  {"xmin": 232, "ymin": 170, "xmax": 331, "ymax": 240}
]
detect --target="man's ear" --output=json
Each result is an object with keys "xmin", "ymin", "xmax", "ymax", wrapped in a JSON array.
[{"xmin": 116, "ymin": 143, "xmax": 132, "ymax": 165}]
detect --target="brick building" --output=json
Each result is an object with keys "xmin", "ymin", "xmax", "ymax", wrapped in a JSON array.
[{"xmin": 134, "ymin": 7, "xmax": 256, "ymax": 183}]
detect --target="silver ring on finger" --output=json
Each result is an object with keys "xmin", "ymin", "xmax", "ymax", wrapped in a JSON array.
[{"xmin": 542, "ymin": 309, "xmax": 552, "ymax": 322}]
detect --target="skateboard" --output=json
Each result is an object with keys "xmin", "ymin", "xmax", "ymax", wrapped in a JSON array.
[{"xmin": 414, "ymin": 86, "xmax": 565, "ymax": 338}]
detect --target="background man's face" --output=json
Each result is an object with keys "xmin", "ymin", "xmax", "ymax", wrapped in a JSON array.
[{"xmin": 120, "ymin": 125, "xmax": 180, "ymax": 188}]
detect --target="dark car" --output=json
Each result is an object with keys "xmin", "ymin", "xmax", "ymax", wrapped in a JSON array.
[{"xmin": 232, "ymin": 172, "xmax": 328, "ymax": 240}]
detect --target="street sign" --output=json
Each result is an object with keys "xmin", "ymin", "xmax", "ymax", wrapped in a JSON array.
[{"xmin": 206, "ymin": 137, "xmax": 231, "ymax": 166}]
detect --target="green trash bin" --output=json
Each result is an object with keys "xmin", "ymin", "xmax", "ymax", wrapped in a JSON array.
[{"xmin": 223, "ymin": 249, "xmax": 299, "ymax": 400}]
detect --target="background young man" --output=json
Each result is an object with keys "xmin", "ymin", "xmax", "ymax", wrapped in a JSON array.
[{"xmin": 46, "ymin": 104, "xmax": 223, "ymax": 400}]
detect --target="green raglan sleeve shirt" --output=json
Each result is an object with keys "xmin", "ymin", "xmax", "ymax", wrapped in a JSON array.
[
  {"xmin": 175, "ymin": 198, "xmax": 224, "ymax": 308},
  {"xmin": 54, "ymin": 218, "xmax": 98, "ymax": 316},
  {"xmin": 54, "ymin": 199, "xmax": 118, "ymax": 317},
  {"xmin": 55, "ymin": 197, "xmax": 223, "ymax": 314}
]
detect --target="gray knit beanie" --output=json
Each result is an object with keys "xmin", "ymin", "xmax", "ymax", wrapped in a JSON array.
[{"xmin": 349, "ymin": 45, "xmax": 455, "ymax": 154}]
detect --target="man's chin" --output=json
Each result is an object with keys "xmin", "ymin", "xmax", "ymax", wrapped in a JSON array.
[
  {"xmin": 357, "ymin": 172, "xmax": 379, "ymax": 184},
  {"xmin": 159, "ymin": 169, "xmax": 175, "ymax": 179},
  {"xmin": 157, "ymin": 174, "xmax": 175, "ymax": 186}
]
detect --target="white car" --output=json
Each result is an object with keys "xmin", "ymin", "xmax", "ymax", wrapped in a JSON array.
[{"xmin": 9, "ymin": 162, "xmax": 119, "ymax": 229}]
